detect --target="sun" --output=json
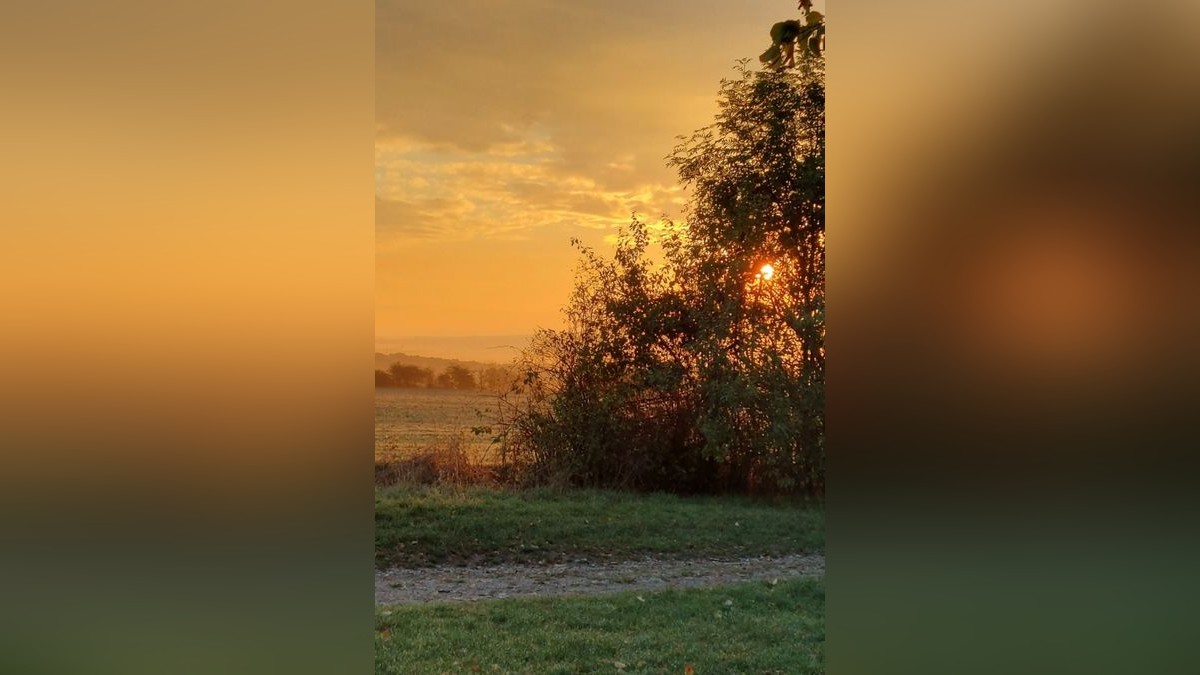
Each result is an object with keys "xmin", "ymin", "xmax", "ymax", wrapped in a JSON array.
[{"xmin": 758, "ymin": 263, "xmax": 776, "ymax": 281}]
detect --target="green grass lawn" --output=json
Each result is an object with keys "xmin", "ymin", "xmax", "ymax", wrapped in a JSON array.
[
  {"xmin": 375, "ymin": 486, "xmax": 824, "ymax": 568},
  {"xmin": 375, "ymin": 577, "xmax": 824, "ymax": 675}
]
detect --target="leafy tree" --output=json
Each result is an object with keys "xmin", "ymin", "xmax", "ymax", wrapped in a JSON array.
[
  {"xmin": 667, "ymin": 58, "xmax": 825, "ymax": 494},
  {"xmin": 479, "ymin": 366, "xmax": 515, "ymax": 392},
  {"xmin": 388, "ymin": 363, "xmax": 433, "ymax": 388},
  {"xmin": 375, "ymin": 369, "xmax": 395, "ymax": 388},
  {"xmin": 435, "ymin": 365, "xmax": 477, "ymax": 390},
  {"xmin": 501, "ymin": 54, "xmax": 824, "ymax": 495}
]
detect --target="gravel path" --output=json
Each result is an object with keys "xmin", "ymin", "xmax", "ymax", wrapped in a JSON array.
[{"xmin": 375, "ymin": 553, "xmax": 824, "ymax": 605}]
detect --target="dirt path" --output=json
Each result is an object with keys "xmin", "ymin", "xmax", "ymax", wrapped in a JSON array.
[{"xmin": 375, "ymin": 553, "xmax": 824, "ymax": 605}]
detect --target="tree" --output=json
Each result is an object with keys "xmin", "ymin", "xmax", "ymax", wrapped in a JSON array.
[
  {"xmin": 433, "ymin": 365, "xmax": 477, "ymax": 390},
  {"xmin": 388, "ymin": 363, "xmax": 433, "ymax": 388},
  {"xmin": 500, "ymin": 54, "xmax": 824, "ymax": 495},
  {"xmin": 375, "ymin": 369, "xmax": 395, "ymax": 387},
  {"xmin": 667, "ymin": 58, "xmax": 825, "ymax": 494},
  {"xmin": 479, "ymin": 366, "xmax": 515, "ymax": 392}
]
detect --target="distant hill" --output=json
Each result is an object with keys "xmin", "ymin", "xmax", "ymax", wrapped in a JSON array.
[
  {"xmin": 374, "ymin": 335, "xmax": 531, "ymax": 364},
  {"xmin": 374, "ymin": 352, "xmax": 507, "ymax": 374}
]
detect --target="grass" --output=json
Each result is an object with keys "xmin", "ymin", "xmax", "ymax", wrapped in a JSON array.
[
  {"xmin": 375, "ymin": 486, "xmax": 824, "ymax": 568},
  {"xmin": 375, "ymin": 577, "xmax": 824, "ymax": 675}
]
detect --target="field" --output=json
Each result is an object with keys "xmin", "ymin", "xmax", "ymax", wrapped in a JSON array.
[{"xmin": 375, "ymin": 388, "xmax": 505, "ymax": 461}]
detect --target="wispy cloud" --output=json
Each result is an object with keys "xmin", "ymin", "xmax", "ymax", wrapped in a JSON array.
[{"xmin": 375, "ymin": 133, "xmax": 684, "ymax": 242}]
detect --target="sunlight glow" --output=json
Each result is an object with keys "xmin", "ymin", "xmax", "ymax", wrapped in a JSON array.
[{"xmin": 759, "ymin": 263, "xmax": 776, "ymax": 281}]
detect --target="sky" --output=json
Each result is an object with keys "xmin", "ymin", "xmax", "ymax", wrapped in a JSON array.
[{"xmin": 375, "ymin": 0, "xmax": 823, "ymax": 357}]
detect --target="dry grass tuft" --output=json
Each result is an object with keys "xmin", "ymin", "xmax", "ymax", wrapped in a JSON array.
[{"xmin": 375, "ymin": 435, "xmax": 497, "ymax": 488}]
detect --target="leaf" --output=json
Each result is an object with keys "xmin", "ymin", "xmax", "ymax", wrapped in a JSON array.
[
  {"xmin": 808, "ymin": 33, "xmax": 823, "ymax": 57},
  {"xmin": 806, "ymin": 11, "xmax": 824, "ymax": 25},
  {"xmin": 684, "ymin": 665, "xmax": 696, "ymax": 675}
]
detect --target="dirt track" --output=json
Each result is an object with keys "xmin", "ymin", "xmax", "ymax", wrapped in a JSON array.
[{"xmin": 375, "ymin": 552, "xmax": 824, "ymax": 605}]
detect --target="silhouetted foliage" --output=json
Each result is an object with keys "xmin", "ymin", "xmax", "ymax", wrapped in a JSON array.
[
  {"xmin": 760, "ymin": 4, "xmax": 825, "ymax": 70},
  {"xmin": 377, "ymin": 363, "xmax": 516, "ymax": 390},
  {"xmin": 479, "ymin": 366, "xmax": 516, "ymax": 392},
  {"xmin": 500, "ymin": 60, "xmax": 824, "ymax": 496},
  {"xmin": 436, "ymin": 364, "xmax": 478, "ymax": 390},
  {"xmin": 388, "ymin": 363, "xmax": 434, "ymax": 388}
]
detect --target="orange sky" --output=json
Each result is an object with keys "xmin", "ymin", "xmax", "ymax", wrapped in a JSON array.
[{"xmin": 375, "ymin": 1, "xmax": 824, "ymax": 355}]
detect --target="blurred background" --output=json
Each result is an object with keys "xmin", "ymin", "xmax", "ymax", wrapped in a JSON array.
[
  {"xmin": 1, "ymin": 0, "xmax": 1199, "ymax": 671},
  {"xmin": 832, "ymin": 0, "xmax": 1200, "ymax": 672}
]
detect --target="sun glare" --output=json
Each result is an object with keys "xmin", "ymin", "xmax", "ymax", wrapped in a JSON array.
[{"xmin": 758, "ymin": 263, "xmax": 776, "ymax": 281}]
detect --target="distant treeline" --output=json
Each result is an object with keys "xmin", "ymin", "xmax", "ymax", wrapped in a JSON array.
[{"xmin": 376, "ymin": 362, "xmax": 514, "ymax": 392}]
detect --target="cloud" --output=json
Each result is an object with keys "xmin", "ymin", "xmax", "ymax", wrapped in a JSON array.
[
  {"xmin": 375, "ymin": 0, "xmax": 793, "ymax": 244},
  {"xmin": 375, "ymin": 133, "xmax": 684, "ymax": 242}
]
